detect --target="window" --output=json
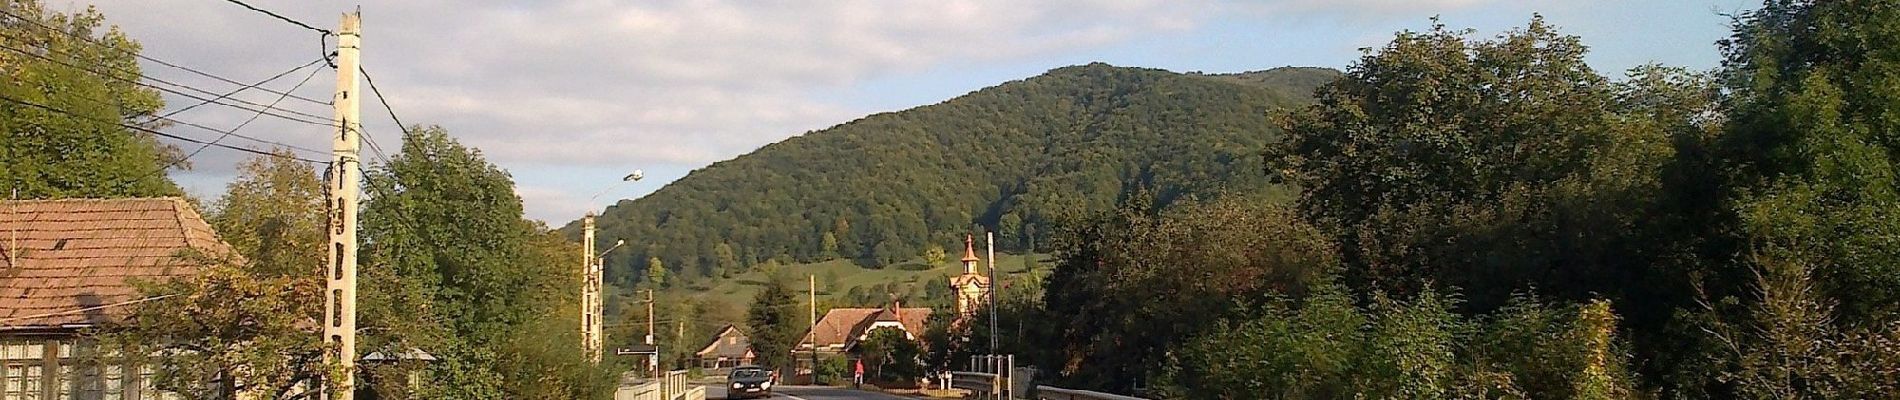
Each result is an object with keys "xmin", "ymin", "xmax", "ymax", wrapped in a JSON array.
[{"xmin": 1, "ymin": 341, "xmax": 44, "ymax": 400}]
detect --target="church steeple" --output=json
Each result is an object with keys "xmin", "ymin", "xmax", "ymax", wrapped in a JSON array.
[
  {"xmin": 949, "ymin": 234, "xmax": 991, "ymax": 322},
  {"xmin": 960, "ymin": 234, "xmax": 981, "ymax": 274}
]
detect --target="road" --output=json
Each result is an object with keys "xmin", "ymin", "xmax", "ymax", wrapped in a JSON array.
[{"xmin": 704, "ymin": 385, "xmax": 915, "ymax": 400}]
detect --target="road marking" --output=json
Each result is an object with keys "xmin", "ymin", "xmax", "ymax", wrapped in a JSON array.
[{"xmin": 778, "ymin": 393, "xmax": 810, "ymax": 400}]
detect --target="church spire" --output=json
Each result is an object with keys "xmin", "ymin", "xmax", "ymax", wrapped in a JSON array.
[{"xmin": 961, "ymin": 234, "xmax": 980, "ymax": 274}]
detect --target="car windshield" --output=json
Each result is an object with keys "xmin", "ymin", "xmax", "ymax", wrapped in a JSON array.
[{"xmin": 731, "ymin": 369, "xmax": 768, "ymax": 379}]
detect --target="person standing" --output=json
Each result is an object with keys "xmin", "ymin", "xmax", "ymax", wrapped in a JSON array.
[{"xmin": 853, "ymin": 358, "xmax": 865, "ymax": 388}]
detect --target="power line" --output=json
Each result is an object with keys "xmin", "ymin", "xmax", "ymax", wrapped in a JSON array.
[
  {"xmin": 219, "ymin": 0, "xmax": 334, "ymax": 36},
  {"xmin": 153, "ymin": 57, "xmax": 328, "ymax": 122},
  {"xmin": 0, "ymin": 58, "xmax": 328, "ymax": 156},
  {"xmin": 0, "ymin": 94, "xmax": 327, "ymax": 164},
  {"xmin": 0, "ymin": 8, "xmax": 332, "ymax": 107},
  {"xmin": 114, "ymin": 62, "xmax": 331, "ymax": 190},
  {"xmin": 358, "ymin": 67, "xmax": 407, "ymax": 167},
  {"xmin": 0, "ymin": 40, "xmax": 339, "ymax": 127}
]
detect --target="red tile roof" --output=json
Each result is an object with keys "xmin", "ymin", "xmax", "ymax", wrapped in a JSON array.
[
  {"xmin": 0, "ymin": 198, "xmax": 233, "ymax": 330},
  {"xmin": 798, "ymin": 306, "xmax": 931, "ymax": 349}
]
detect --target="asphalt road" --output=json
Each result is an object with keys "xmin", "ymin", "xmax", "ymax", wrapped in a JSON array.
[{"xmin": 703, "ymin": 385, "xmax": 914, "ymax": 400}]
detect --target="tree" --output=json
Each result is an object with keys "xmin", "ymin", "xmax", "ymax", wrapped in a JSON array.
[
  {"xmin": 1265, "ymin": 16, "xmax": 1685, "ymax": 311},
  {"xmin": 101, "ymin": 151, "xmax": 327, "ymax": 399},
  {"xmin": 205, "ymin": 150, "xmax": 324, "ymax": 277},
  {"xmin": 819, "ymin": 233, "xmax": 840, "ymax": 261},
  {"xmin": 646, "ymin": 256, "xmax": 667, "ymax": 287},
  {"xmin": 0, "ymin": 0, "xmax": 178, "ymax": 198},
  {"xmin": 1040, "ymin": 194, "xmax": 1337, "ymax": 391},
  {"xmin": 746, "ymin": 277, "xmax": 802, "ymax": 372},
  {"xmin": 359, "ymin": 126, "xmax": 607, "ymax": 398},
  {"xmin": 1717, "ymin": 0, "xmax": 1900, "ymax": 325},
  {"xmin": 854, "ymin": 328, "xmax": 923, "ymax": 383},
  {"xmin": 106, "ymin": 261, "xmax": 328, "ymax": 400},
  {"xmin": 714, "ymin": 242, "xmax": 739, "ymax": 278},
  {"xmin": 921, "ymin": 244, "xmax": 947, "ymax": 268}
]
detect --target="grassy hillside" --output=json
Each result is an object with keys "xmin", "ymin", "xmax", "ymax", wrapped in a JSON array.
[{"xmin": 663, "ymin": 252, "xmax": 1054, "ymax": 312}]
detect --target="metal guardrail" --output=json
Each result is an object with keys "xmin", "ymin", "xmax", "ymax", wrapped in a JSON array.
[{"xmin": 1034, "ymin": 386, "xmax": 1151, "ymax": 400}]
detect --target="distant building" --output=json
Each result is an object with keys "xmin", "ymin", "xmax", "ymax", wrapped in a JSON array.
[
  {"xmin": 0, "ymin": 197, "xmax": 233, "ymax": 400},
  {"xmin": 795, "ymin": 302, "xmax": 931, "ymax": 355},
  {"xmin": 947, "ymin": 234, "xmax": 991, "ymax": 324},
  {"xmin": 692, "ymin": 324, "xmax": 755, "ymax": 371},
  {"xmin": 788, "ymin": 301, "xmax": 930, "ymax": 382}
]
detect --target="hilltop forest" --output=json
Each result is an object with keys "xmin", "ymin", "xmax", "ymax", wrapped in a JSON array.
[{"xmin": 581, "ymin": 64, "xmax": 1339, "ymax": 286}]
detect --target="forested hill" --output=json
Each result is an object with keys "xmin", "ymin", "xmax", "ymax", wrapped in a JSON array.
[{"xmin": 581, "ymin": 63, "xmax": 1341, "ymax": 284}]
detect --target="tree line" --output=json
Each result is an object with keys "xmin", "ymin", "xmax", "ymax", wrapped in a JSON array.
[{"xmin": 962, "ymin": 5, "xmax": 1900, "ymax": 399}]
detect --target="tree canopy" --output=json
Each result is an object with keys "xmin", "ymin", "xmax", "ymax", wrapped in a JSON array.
[{"xmin": 0, "ymin": 0, "xmax": 178, "ymax": 198}]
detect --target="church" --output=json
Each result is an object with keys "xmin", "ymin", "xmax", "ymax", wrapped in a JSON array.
[{"xmin": 946, "ymin": 234, "xmax": 993, "ymax": 326}]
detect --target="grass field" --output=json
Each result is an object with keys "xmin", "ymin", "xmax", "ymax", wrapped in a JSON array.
[{"xmin": 659, "ymin": 252, "xmax": 1054, "ymax": 310}]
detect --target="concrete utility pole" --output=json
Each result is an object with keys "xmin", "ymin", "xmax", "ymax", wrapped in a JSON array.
[
  {"xmin": 986, "ymin": 231, "xmax": 998, "ymax": 353},
  {"xmin": 581, "ymin": 170, "xmax": 637, "ymax": 363},
  {"xmin": 809, "ymin": 274, "xmax": 818, "ymax": 377},
  {"xmin": 646, "ymin": 288, "xmax": 658, "ymax": 378},
  {"xmin": 581, "ymin": 213, "xmax": 598, "ymax": 363},
  {"xmin": 323, "ymin": 11, "xmax": 362, "ymax": 400}
]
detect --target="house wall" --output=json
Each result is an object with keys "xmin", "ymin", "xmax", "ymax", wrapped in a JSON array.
[{"xmin": 0, "ymin": 335, "xmax": 170, "ymax": 400}]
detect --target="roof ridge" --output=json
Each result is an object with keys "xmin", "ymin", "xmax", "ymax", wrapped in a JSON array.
[{"xmin": 0, "ymin": 196, "xmax": 189, "ymax": 204}]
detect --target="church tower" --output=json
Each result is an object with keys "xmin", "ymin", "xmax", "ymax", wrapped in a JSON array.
[{"xmin": 948, "ymin": 234, "xmax": 991, "ymax": 322}]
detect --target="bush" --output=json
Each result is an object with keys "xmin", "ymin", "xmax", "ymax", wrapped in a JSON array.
[
  {"xmin": 815, "ymin": 355, "xmax": 851, "ymax": 385},
  {"xmin": 1172, "ymin": 285, "xmax": 1638, "ymax": 400}
]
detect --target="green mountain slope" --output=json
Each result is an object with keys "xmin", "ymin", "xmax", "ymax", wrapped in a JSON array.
[{"xmin": 583, "ymin": 63, "xmax": 1338, "ymax": 286}]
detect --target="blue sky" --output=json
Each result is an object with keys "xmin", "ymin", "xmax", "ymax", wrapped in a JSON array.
[{"xmin": 66, "ymin": 0, "xmax": 1756, "ymax": 223}]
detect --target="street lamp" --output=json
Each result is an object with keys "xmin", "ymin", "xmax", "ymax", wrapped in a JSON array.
[{"xmin": 583, "ymin": 170, "xmax": 643, "ymax": 364}]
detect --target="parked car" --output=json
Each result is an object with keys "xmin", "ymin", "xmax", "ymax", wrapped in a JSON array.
[{"xmin": 725, "ymin": 365, "xmax": 774, "ymax": 399}]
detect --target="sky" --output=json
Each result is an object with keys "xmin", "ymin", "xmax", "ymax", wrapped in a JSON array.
[{"xmin": 55, "ymin": 0, "xmax": 1759, "ymax": 224}]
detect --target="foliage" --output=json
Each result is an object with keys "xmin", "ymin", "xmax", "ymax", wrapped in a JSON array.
[
  {"xmin": 646, "ymin": 256, "xmax": 666, "ymax": 287},
  {"xmin": 1717, "ymin": 0, "xmax": 1900, "ymax": 326},
  {"xmin": 745, "ymin": 276, "xmax": 802, "ymax": 372},
  {"xmin": 105, "ymin": 260, "xmax": 327, "ymax": 400},
  {"xmin": 205, "ymin": 150, "xmax": 324, "ymax": 277},
  {"xmin": 582, "ymin": 64, "xmax": 1324, "ymax": 281},
  {"xmin": 854, "ymin": 328, "xmax": 923, "ymax": 384},
  {"xmin": 1170, "ymin": 286, "xmax": 1638, "ymax": 400},
  {"xmin": 921, "ymin": 245, "xmax": 946, "ymax": 268},
  {"xmin": 0, "ymin": 0, "xmax": 179, "ymax": 198},
  {"xmin": 813, "ymin": 355, "xmax": 851, "ymax": 385},
  {"xmin": 359, "ymin": 126, "xmax": 609, "ymax": 399},
  {"xmin": 102, "ymin": 151, "xmax": 327, "ymax": 399},
  {"xmin": 1037, "ymin": 194, "xmax": 1335, "ymax": 392}
]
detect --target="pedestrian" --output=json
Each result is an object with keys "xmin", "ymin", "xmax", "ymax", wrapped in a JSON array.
[{"xmin": 853, "ymin": 358, "xmax": 865, "ymax": 389}]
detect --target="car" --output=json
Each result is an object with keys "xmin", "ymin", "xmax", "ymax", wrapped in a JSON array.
[{"xmin": 725, "ymin": 365, "xmax": 774, "ymax": 399}]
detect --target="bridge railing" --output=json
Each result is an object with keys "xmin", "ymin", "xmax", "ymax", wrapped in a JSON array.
[
  {"xmin": 949, "ymin": 354, "xmax": 1152, "ymax": 400},
  {"xmin": 1033, "ymin": 386, "xmax": 1150, "ymax": 400},
  {"xmin": 614, "ymin": 370, "xmax": 702, "ymax": 400},
  {"xmin": 950, "ymin": 355, "xmax": 1015, "ymax": 399}
]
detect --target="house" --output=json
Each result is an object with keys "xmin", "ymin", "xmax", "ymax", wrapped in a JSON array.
[
  {"xmin": 795, "ymin": 303, "xmax": 931, "ymax": 356},
  {"xmin": 691, "ymin": 325, "xmax": 754, "ymax": 371},
  {"xmin": 0, "ymin": 197, "xmax": 233, "ymax": 400},
  {"xmin": 787, "ymin": 301, "xmax": 931, "ymax": 382}
]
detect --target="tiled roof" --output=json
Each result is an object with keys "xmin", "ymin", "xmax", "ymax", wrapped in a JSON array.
[
  {"xmin": 697, "ymin": 324, "xmax": 754, "ymax": 358},
  {"xmin": 799, "ymin": 306, "xmax": 932, "ymax": 349},
  {"xmin": 0, "ymin": 198, "xmax": 233, "ymax": 330},
  {"xmin": 801, "ymin": 308, "xmax": 878, "ymax": 348}
]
